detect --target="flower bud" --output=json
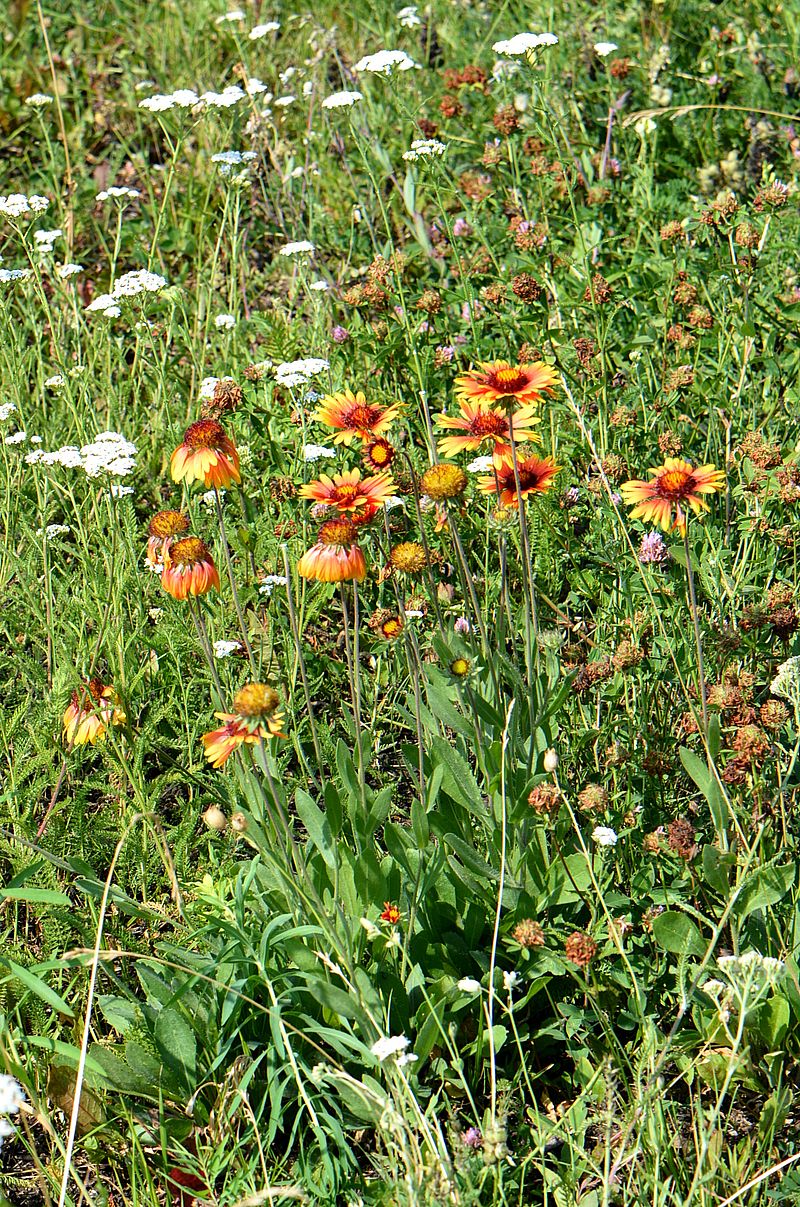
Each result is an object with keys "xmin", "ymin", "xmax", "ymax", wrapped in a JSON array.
[
  {"xmin": 543, "ymin": 748, "xmax": 558, "ymax": 773},
  {"xmin": 202, "ymin": 805, "xmax": 227, "ymax": 831},
  {"xmin": 230, "ymin": 811, "xmax": 248, "ymax": 833}
]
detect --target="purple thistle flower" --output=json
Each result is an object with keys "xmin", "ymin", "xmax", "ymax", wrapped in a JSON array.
[
  {"xmin": 638, "ymin": 531, "xmax": 668, "ymax": 564},
  {"xmin": 331, "ymin": 325, "xmax": 349, "ymax": 343}
]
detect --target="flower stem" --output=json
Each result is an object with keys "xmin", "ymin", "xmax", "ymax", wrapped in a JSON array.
[
  {"xmin": 683, "ymin": 524, "xmax": 709, "ymax": 741},
  {"xmin": 214, "ymin": 486, "xmax": 257, "ymax": 676}
]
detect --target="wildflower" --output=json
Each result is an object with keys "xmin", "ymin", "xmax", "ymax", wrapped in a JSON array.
[
  {"xmin": 770, "ymin": 657, "xmax": 800, "ymax": 704},
  {"xmin": 25, "ymin": 93, "xmax": 54, "ymax": 106},
  {"xmin": 621, "ymin": 458, "xmax": 725, "ymax": 536},
  {"xmin": 202, "ymin": 683, "xmax": 286, "ymax": 767},
  {"xmin": 160, "ymin": 537, "xmax": 220, "ymax": 600},
  {"xmin": 354, "ymin": 49, "xmax": 420, "ymax": 74},
  {"xmin": 170, "ymin": 419, "xmax": 241, "ymax": 489},
  {"xmin": 297, "ymin": 519, "xmax": 366, "ymax": 583},
  {"xmin": 579, "ymin": 784, "xmax": 608, "ymax": 812},
  {"xmin": 543, "ymin": 748, "xmax": 558, "ymax": 772},
  {"xmin": 492, "ymin": 32, "xmax": 558, "ymax": 55},
  {"xmin": 435, "ymin": 399, "xmax": 540, "ymax": 459},
  {"xmin": 455, "ymin": 359, "xmax": 558, "ymax": 410},
  {"xmin": 258, "ymin": 574, "xmax": 288, "ymax": 597},
  {"xmin": 0, "ymin": 1075, "xmax": 24, "ymax": 1150},
  {"xmin": 635, "ymin": 533, "xmax": 668, "ymax": 567},
  {"xmin": 528, "ymin": 783, "xmax": 562, "ymax": 815},
  {"xmin": 63, "ymin": 679, "xmax": 126, "ymax": 746},
  {"xmin": 419, "ymin": 464, "xmax": 467, "ymax": 502},
  {"xmin": 592, "ymin": 825, "xmax": 618, "ymax": 847},
  {"xmin": 147, "ymin": 510, "xmax": 190, "ymax": 567},
  {"xmin": 594, "ymin": 42, "xmax": 619, "ymax": 56},
  {"xmin": 403, "ymin": 138, "xmax": 447, "ymax": 161},
  {"xmin": 322, "ymin": 90, "xmax": 363, "ymax": 108},
  {"xmin": 463, "ymin": 1127, "xmax": 483, "ymax": 1149},
  {"xmin": 275, "ymin": 357, "xmax": 329, "ymax": 387},
  {"xmin": 332, "ymin": 324, "xmax": 350, "ymax": 342},
  {"xmin": 565, "ymin": 931, "xmax": 597, "ymax": 967},
  {"xmin": 214, "ymin": 313, "xmax": 236, "ymax": 329},
  {"xmin": 96, "ymin": 185, "xmax": 140, "ymax": 201},
  {"xmin": 249, "ymin": 21, "xmax": 280, "ymax": 37},
  {"xmin": 213, "ymin": 640, "xmax": 242, "ymax": 658},
  {"xmin": 5, "ymin": 432, "xmax": 26, "ymax": 445},
  {"xmin": 503, "ymin": 970, "xmax": 520, "ymax": 992},
  {"xmin": 389, "ymin": 542, "xmax": 428, "ymax": 575},
  {"xmin": 449, "ymin": 657, "xmax": 471, "ymax": 679},
  {"xmin": 513, "ymin": 919, "xmax": 545, "ymax": 948},
  {"xmin": 362, "ymin": 438, "xmax": 395, "ymax": 472},
  {"xmin": 278, "ymin": 240, "xmax": 315, "ymax": 256},
  {"xmin": 370, "ymin": 1034, "xmax": 412, "ymax": 1061},
  {"xmin": 380, "ymin": 902, "xmax": 402, "ymax": 923},
  {"xmin": 457, "ymin": 978, "xmax": 482, "ymax": 993},
  {"xmin": 44, "ymin": 375, "xmax": 65, "ymax": 388},
  {"xmin": 202, "ymin": 805, "xmax": 227, "ymax": 830},
  {"xmin": 0, "ymin": 193, "xmax": 49, "ymax": 218},
  {"xmin": 314, "ymin": 389, "xmax": 402, "ymax": 445},
  {"xmin": 478, "ymin": 452, "xmax": 560, "ymax": 507},
  {"xmin": 454, "ymin": 617, "xmax": 470, "ymax": 635},
  {"xmin": 37, "ymin": 523, "xmax": 71, "ymax": 538},
  {"xmin": 667, "ymin": 817, "xmax": 697, "ymax": 860},
  {"xmin": 360, "ymin": 917, "xmax": 382, "ymax": 940},
  {"xmin": 397, "ymin": 5, "xmax": 421, "ymax": 27},
  {"xmin": 300, "ymin": 468, "xmax": 396, "ymax": 517}
]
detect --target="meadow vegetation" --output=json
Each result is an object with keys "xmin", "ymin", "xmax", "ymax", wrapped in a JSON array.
[{"xmin": 0, "ymin": 0, "xmax": 799, "ymax": 1203}]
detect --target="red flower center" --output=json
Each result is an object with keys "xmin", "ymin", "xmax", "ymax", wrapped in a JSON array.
[
  {"xmin": 656, "ymin": 469, "xmax": 693, "ymax": 499},
  {"xmin": 184, "ymin": 420, "xmax": 227, "ymax": 449},
  {"xmin": 345, "ymin": 404, "xmax": 381, "ymax": 429},
  {"xmin": 470, "ymin": 410, "xmax": 509, "ymax": 437},
  {"xmin": 148, "ymin": 509, "xmax": 189, "ymax": 538},
  {"xmin": 365, "ymin": 439, "xmax": 393, "ymax": 466},
  {"xmin": 517, "ymin": 466, "xmax": 547, "ymax": 491},
  {"xmin": 487, "ymin": 366, "xmax": 528, "ymax": 393}
]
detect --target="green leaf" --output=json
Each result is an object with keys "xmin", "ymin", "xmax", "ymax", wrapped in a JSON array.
[
  {"xmin": 430, "ymin": 737, "xmax": 484, "ymax": 817},
  {"xmin": 751, "ymin": 997, "xmax": 790, "ymax": 1050},
  {"xmin": 679, "ymin": 747, "xmax": 727, "ymax": 834},
  {"xmin": 651, "ymin": 911, "xmax": 706, "ymax": 957},
  {"xmin": 296, "ymin": 789, "xmax": 337, "ymax": 869},
  {"xmin": 701, "ymin": 845, "xmax": 736, "ymax": 896},
  {"xmin": 411, "ymin": 796, "xmax": 429, "ymax": 847},
  {"xmin": 3, "ymin": 960, "xmax": 74, "ymax": 1018},
  {"xmin": 443, "ymin": 833, "xmax": 498, "ymax": 882},
  {"xmin": 733, "ymin": 863, "xmax": 795, "ymax": 922},
  {"xmin": 0, "ymin": 887, "xmax": 71, "ymax": 906},
  {"xmin": 154, "ymin": 1008, "xmax": 197, "ymax": 1086}
]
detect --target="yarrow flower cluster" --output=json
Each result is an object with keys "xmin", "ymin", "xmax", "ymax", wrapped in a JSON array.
[
  {"xmin": 26, "ymin": 431, "xmax": 137, "ymax": 477},
  {"xmin": 354, "ymin": 49, "xmax": 420, "ymax": 74},
  {"xmin": 24, "ymin": 93, "xmax": 54, "ymax": 106},
  {"xmin": 0, "ymin": 1075, "xmax": 25, "ymax": 1149},
  {"xmin": 96, "ymin": 186, "xmax": 140, "ymax": 202},
  {"xmin": 771, "ymin": 657, "xmax": 800, "ymax": 708},
  {"xmin": 403, "ymin": 138, "xmax": 446, "ymax": 161},
  {"xmin": 212, "ymin": 150, "xmax": 257, "ymax": 175},
  {"xmin": 322, "ymin": 90, "xmax": 363, "ymax": 109},
  {"xmin": 0, "ymin": 193, "xmax": 49, "ymax": 219},
  {"xmin": 275, "ymin": 357, "xmax": 329, "ymax": 388},
  {"xmin": 278, "ymin": 240, "xmax": 315, "ymax": 257},
  {"xmin": 370, "ymin": 1034, "xmax": 417, "ymax": 1067},
  {"xmin": 86, "ymin": 270, "xmax": 168, "ymax": 316},
  {"xmin": 492, "ymin": 32, "xmax": 559, "ymax": 56}
]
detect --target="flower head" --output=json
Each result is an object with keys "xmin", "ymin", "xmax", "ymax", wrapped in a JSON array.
[
  {"xmin": 300, "ymin": 467, "xmax": 396, "ymax": 520},
  {"xmin": 170, "ymin": 420, "xmax": 241, "ymax": 489},
  {"xmin": 455, "ymin": 359, "xmax": 558, "ymax": 410},
  {"xmin": 362, "ymin": 437, "xmax": 396, "ymax": 472},
  {"xmin": 146, "ymin": 509, "xmax": 190, "ymax": 566},
  {"xmin": 161, "ymin": 537, "xmax": 220, "ymax": 599},
  {"xmin": 297, "ymin": 519, "xmax": 366, "ymax": 582},
  {"xmin": 620, "ymin": 458, "xmax": 725, "ymax": 535},
  {"xmin": 478, "ymin": 452, "xmax": 560, "ymax": 507},
  {"xmin": 63, "ymin": 679, "xmax": 126, "ymax": 747},
  {"xmin": 314, "ymin": 389, "xmax": 403, "ymax": 445},
  {"xmin": 380, "ymin": 901, "xmax": 402, "ymax": 923},
  {"xmin": 202, "ymin": 682, "xmax": 286, "ymax": 768},
  {"xmin": 420, "ymin": 463, "xmax": 468, "ymax": 501},
  {"xmin": 435, "ymin": 397, "xmax": 541, "ymax": 459},
  {"xmin": 389, "ymin": 541, "xmax": 428, "ymax": 575}
]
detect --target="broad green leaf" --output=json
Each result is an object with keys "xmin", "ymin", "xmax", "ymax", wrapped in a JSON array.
[
  {"xmin": 733, "ymin": 863, "xmax": 795, "ymax": 921},
  {"xmin": 296, "ymin": 789, "xmax": 337, "ymax": 869},
  {"xmin": 651, "ymin": 911, "xmax": 705, "ymax": 957}
]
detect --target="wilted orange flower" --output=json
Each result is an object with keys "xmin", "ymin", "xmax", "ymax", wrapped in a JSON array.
[
  {"xmin": 202, "ymin": 683, "xmax": 287, "ymax": 769},
  {"xmin": 170, "ymin": 419, "xmax": 241, "ymax": 489},
  {"xmin": 380, "ymin": 902, "xmax": 402, "ymax": 923},
  {"xmin": 161, "ymin": 537, "xmax": 220, "ymax": 599},
  {"xmin": 146, "ymin": 509, "xmax": 189, "ymax": 567},
  {"xmin": 314, "ymin": 389, "xmax": 403, "ymax": 445},
  {"xmin": 620, "ymin": 458, "xmax": 726, "ymax": 535},
  {"xmin": 297, "ymin": 519, "xmax": 367, "ymax": 583},
  {"xmin": 63, "ymin": 679, "xmax": 126, "ymax": 747},
  {"xmin": 478, "ymin": 452, "xmax": 561, "ymax": 506},
  {"xmin": 454, "ymin": 359, "xmax": 558, "ymax": 408},
  {"xmin": 435, "ymin": 398, "xmax": 540, "ymax": 458},
  {"xmin": 299, "ymin": 468, "xmax": 396, "ymax": 520}
]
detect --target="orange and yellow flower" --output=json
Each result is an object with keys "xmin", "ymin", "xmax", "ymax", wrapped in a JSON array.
[
  {"xmin": 313, "ymin": 389, "xmax": 403, "ymax": 445},
  {"xmin": 478, "ymin": 452, "xmax": 561, "ymax": 507},
  {"xmin": 63, "ymin": 679, "xmax": 126, "ymax": 747},
  {"xmin": 362, "ymin": 438, "xmax": 396, "ymax": 471},
  {"xmin": 620, "ymin": 458, "xmax": 726, "ymax": 535},
  {"xmin": 297, "ymin": 518, "xmax": 367, "ymax": 583},
  {"xmin": 146, "ymin": 509, "xmax": 190, "ymax": 567},
  {"xmin": 299, "ymin": 468, "xmax": 396, "ymax": 521},
  {"xmin": 161, "ymin": 536, "xmax": 220, "ymax": 599},
  {"xmin": 435, "ymin": 398, "xmax": 541, "ymax": 458},
  {"xmin": 202, "ymin": 683, "xmax": 287, "ymax": 769},
  {"xmin": 380, "ymin": 902, "xmax": 402, "ymax": 923},
  {"xmin": 170, "ymin": 419, "xmax": 241, "ymax": 489},
  {"xmin": 454, "ymin": 359, "xmax": 559, "ymax": 408}
]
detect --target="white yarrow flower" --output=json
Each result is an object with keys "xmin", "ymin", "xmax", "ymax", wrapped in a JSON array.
[
  {"xmin": 302, "ymin": 443, "xmax": 336, "ymax": 462},
  {"xmin": 457, "ymin": 977, "xmax": 482, "ymax": 993},
  {"xmin": 592, "ymin": 825, "xmax": 618, "ymax": 847},
  {"xmin": 25, "ymin": 93, "xmax": 54, "ymax": 107},
  {"xmin": 403, "ymin": 138, "xmax": 446, "ymax": 161},
  {"xmin": 279, "ymin": 240, "xmax": 315, "ymax": 257},
  {"xmin": 322, "ymin": 90, "xmax": 363, "ymax": 109},
  {"xmin": 493, "ymin": 32, "xmax": 558, "ymax": 55},
  {"xmin": 250, "ymin": 21, "xmax": 280, "ymax": 38},
  {"xmin": 370, "ymin": 1034, "xmax": 411, "ymax": 1061},
  {"xmin": 594, "ymin": 42, "xmax": 619, "ymax": 56},
  {"xmin": 214, "ymin": 313, "xmax": 236, "ymax": 329},
  {"xmin": 354, "ymin": 49, "xmax": 420, "ymax": 74},
  {"xmin": 213, "ymin": 640, "xmax": 242, "ymax": 658}
]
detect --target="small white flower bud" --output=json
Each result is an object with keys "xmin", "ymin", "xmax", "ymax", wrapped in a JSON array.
[
  {"xmin": 543, "ymin": 748, "xmax": 559, "ymax": 773},
  {"xmin": 202, "ymin": 806, "xmax": 227, "ymax": 831}
]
